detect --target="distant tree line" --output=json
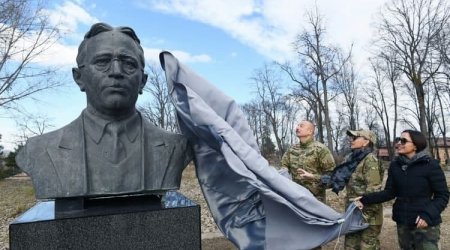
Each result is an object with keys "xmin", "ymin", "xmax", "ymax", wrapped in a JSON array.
[
  {"xmin": 239, "ymin": 0, "xmax": 450, "ymax": 164},
  {"xmin": 0, "ymin": 134, "xmax": 21, "ymax": 179},
  {"xmin": 143, "ymin": 0, "xmax": 450, "ymax": 165}
]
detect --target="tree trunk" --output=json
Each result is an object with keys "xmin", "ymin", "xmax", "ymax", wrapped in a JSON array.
[
  {"xmin": 321, "ymin": 78, "xmax": 333, "ymax": 151},
  {"xmin": 316, "ymin": 102, "xmax": 324, "ymax": 143},
  {"xmin": 414, "ymin": 78, "xmax": 430, "ymax": 147}
]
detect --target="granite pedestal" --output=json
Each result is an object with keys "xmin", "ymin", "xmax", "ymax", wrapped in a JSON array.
[{"xmin": 9, "ymin": 191, "xmax": 201, "ymax": 250}]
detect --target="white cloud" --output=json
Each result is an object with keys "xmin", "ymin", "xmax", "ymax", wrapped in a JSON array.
[
  {"xmin": 0, "ymin": 23, "xmax": 76, "ymax": 67},
  {"xmin": 32, "ymin": 43, "xmax": 78, "ymax": 67},
  {"xmin": 21, "ymin": 1, "xmax": 99, "ymax": 67},
  {"xmin": 29, "ymin": 1, "xmax": 211, "ymax": 68},
  {"xmin": 144, "ymin": 48, "xmax": 212, "ymax": 65},
  {"xmin": 137, "ymin": 0, "xmax": 308, "ymax": 61},
  {"xmin": 46, "ymin": 1, "xmax": 99, "ymax": 34},
  {"xmin": 12, "ymin": 0, "xmax": 390, "ymax": 71},
  {"xmin": 137, "ymin": 0, "xmax": 388, "ymax": 64}
]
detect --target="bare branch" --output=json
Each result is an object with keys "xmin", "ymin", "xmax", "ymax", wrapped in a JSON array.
[{"xmin": 0, "ymin": 0, "xmax": 62, "ymax": 110}]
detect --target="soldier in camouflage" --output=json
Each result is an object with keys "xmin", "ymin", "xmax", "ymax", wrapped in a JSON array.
[
  {"xmin": 344, "ymin": 130, "xmax": 383, "ymax": 250},
  {"xmin": 281, "ymin": 120, "xmax": 335, "ymax": 203},
  {"xmin": 298, "ymin": 129, "xmax": 384, "ymax": 249}
]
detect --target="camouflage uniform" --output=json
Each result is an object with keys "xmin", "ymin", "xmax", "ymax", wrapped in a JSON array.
[
  {"xmin": 397, "ymin": 224, "xmax": 440, "ymax": 250},
  {"xmin": 344, "ymin": 153, "xmax": 383, "ymax": 250},
  {"xmin": 281, "ymin": 138, "xmax": 335, "ymax": 203}
]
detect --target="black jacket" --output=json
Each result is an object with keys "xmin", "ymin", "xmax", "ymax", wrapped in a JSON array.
[{"xmin": 361, "ymin": 154, "xmax": 449, "ymax": 227}]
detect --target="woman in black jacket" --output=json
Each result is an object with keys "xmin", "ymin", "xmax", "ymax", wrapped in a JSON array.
[{"xmin": 355, "ymin": 130, "xmax": 449, "ymax": 250}]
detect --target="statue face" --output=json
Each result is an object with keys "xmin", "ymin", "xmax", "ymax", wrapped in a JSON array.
[{"xmin": 75, "ymin": 31, "xmax": 146, "ymax": 117}]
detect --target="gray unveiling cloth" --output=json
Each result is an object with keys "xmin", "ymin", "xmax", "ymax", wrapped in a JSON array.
[{"xmin": 160, "ymin": 51, "xmax": 367, "ymax": 250}]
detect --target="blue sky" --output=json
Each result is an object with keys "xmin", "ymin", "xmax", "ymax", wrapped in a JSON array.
[{"xmin": 1, "ymin": 0, "xmax": 389, "ymax": 150}]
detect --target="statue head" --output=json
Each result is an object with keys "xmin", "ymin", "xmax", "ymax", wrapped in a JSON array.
[{"xmin": 72, "ymin": 23, "xmax": 148, "ymax": 119}]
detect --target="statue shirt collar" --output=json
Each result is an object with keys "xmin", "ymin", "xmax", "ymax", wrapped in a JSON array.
[{"xmin": 82, "ymin": 109, "xmax": 141, "ymax": 144}]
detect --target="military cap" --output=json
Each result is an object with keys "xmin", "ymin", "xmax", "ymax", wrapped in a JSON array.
[{"xmin": 347, "ymin": 130, "xmax": 377, "ymax": 144}]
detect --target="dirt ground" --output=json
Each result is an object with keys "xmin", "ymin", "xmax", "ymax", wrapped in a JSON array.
[
  {"xmin": 199, "ymin": 170, "xmax": 450, "ymax": 250},
  {"xmin": 1, "ymin": 169, "xmax": 450, "ymax": 250}
]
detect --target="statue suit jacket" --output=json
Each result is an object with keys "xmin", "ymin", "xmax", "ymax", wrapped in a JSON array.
[{"xmin": 16, "ymin": 112, "xmax": 193, "ymax": 199}]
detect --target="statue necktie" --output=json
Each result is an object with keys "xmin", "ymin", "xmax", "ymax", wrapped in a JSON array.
[{"xmin": 103, "ymin": 123, "xmax": 126, "ymax": 164}]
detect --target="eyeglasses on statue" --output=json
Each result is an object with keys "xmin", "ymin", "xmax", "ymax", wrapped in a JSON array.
[
  {"xmin": 78, "ymin": 55, "xmax": 140, "ymax": 75},
  {"xmin": 394, "ymin": 137, "xmax": 412, "ymax": 145}
]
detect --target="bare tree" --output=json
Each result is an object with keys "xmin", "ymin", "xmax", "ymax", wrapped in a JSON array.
[
  {"xmin": 242, "ymin": 101, "xmax": 264, "ymax": 147},
  {"xmin": 283, "ymin": 96, "xmax": 302, "ymax": 146},
  {"xmin": 379, "ymin": 51, "xmax": 401, "ymax": 142},
  {"xmin": 282, "ymin": 5, "xmax": 350, "ymax": 151},
  {"xmin": 432, "ymin": 77, "xmax": 450, "ymax": 162},
  {"xmin": 374, "ymin": 0, "xmax": 450, "ymax": 139},
  {"xmin": 364, "ymin": 56, "xmax": 401, "ymax": 159},
  {"xmin": 243, "ymin": 98, "xmax": 298, "ymax": 162},
  {"xmin": 397, "ymin": 81, "xmax": 421, "ymax": 129},
  {"xmin": 425, "ymin": 77, "xmax": 447, "ymax": 160},
  {"xmin": 0, "ymin": 134, "xmax": 4, "ymax": 158},
  {"xmin": 429, "ymin": 21, "xmax": 450, "ymax": 162},
  {"xmin": 280, "ymin": 63, "xmax": 324, "ymax": 141},
  {"xmin": 138, "ymin": 63, "xmax": 177, "ymax": 132},
  {"xmin": 333, "ymin": 55, "xmax": 359, "ymax": 130},
  {"xmin": 242, "ymin": 101, "xmax": 274, "ymax": 160},
  {"xmin": 331, "ymin": 109, "xmax": 348, "ymax": 154},
  {"xmin": 250, "ymin": 63, "xmax": 294, "ymax": 157},
  {"xmin": 362, "ymin": 106, "xmax": 384, "ymax": 149},
  {"xmin": 0, "ymin": 0, "xmax": 62, "ymax": 110}
]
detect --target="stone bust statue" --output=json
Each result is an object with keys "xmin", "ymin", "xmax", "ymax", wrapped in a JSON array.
[{"xmin": 16, "ymin": 23, "xmax": 193, "ymax": 199}]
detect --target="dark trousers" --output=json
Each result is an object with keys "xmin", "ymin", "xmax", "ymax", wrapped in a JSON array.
[{"xmin": 397, "ymin": 224, "xmax": 440, "ymax": 250}]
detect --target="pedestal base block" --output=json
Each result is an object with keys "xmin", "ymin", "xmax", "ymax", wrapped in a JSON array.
[{"xmin": 9, "ymin": 192, "xmax": 201, "ymax": 250}]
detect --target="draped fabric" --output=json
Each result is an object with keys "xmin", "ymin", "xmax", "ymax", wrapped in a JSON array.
[
  {"xmin": 321, "ymin": 148, "xmax": 372, "ymax": 194},
  {"xmin": 159, "ymin": 51, "xmax": 367, "ymax": 250}
]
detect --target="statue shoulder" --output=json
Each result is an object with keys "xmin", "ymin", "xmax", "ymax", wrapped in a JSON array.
[
  {"xmin": 25, "ymin": 123, "xmax": 74, "ymax": 147},
  {"xmin": 16, "ymin": 119, "xmax": 79, "ymax": 174},
  {"xmin": 19, "ymin": 116, "xmax": 83, "ymax": 157}
]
